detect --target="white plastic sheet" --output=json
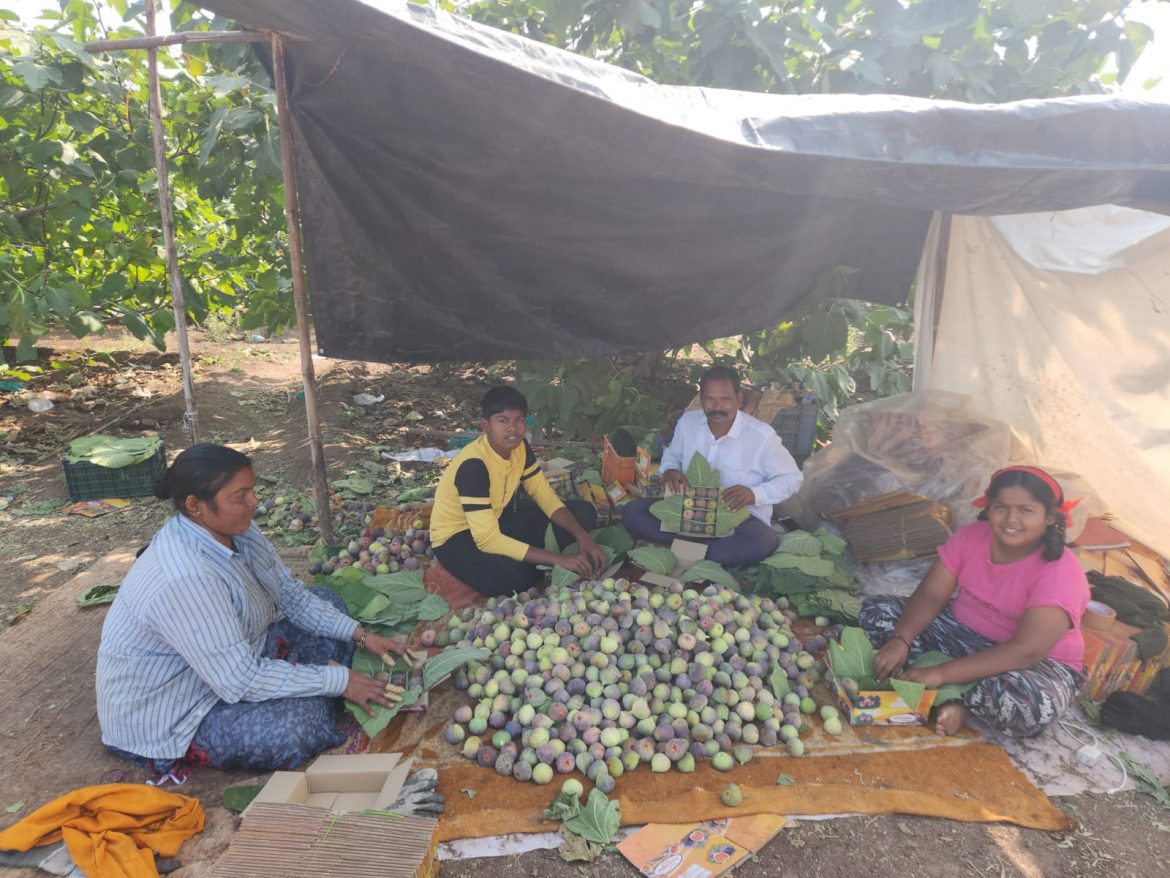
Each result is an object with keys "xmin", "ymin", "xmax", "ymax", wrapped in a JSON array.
[{"xmin": 916, "ymin": 207, "xmax": 1170, "ymax": 557}]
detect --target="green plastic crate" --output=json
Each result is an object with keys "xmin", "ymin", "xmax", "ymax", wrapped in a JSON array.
[{"xmin": 62, "ymin": 443, "xmax": 167, "ymax": 501}]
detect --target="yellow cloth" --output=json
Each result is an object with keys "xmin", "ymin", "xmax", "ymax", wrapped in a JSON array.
[{"xmin": 0, "ymin": 784, "xmax": 204, "ymax": 878}]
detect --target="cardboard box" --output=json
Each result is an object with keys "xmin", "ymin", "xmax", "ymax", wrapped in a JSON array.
[
  {"xmin": 632, "ymin": 451, "xmax": 664, "ymax": 498},
  {"xmin": 601, "ymin": 434, "xmax": 637, "ymax": 486},
  {"xmin": 249, "ymin": 753, "xmax": 414, "ymax": 813},
  {"xmin": 824, "ymin": 664, "xmax": 936, "ymax": 726},
  {"xmin": 638, "ymin": 538, "xmax": 709, "ymax": 588},
  {"xmin": 541, "ymin": 456, "xmax": 576, "ymax": 496},
  {"xmin": 577, "ymin": 479, "xmax": 614, "ymax": 526},
  {"xmin": 618, "ymin": 814, "xmax": 786, "ymax": 878}
]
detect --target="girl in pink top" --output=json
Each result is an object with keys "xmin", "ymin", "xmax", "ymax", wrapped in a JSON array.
[{"xmin": 860, "ymin": 466, "xmax": 1089, "ymax": 737}]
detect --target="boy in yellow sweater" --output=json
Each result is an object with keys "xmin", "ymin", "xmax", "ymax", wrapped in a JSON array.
[{"xmin": 431, "ymin": 387, "xmax": 607, "ymax": 596}]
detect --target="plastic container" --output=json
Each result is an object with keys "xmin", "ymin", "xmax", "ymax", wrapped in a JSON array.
[
  {"xmin": 62, "ymin": 443, "xmax": 167, "ymax": 501},
  {"xmin": 772, "ymin": 394, "xmax": 818, "ymax": 465}
]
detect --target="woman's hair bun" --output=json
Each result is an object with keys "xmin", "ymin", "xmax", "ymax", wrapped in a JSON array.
[{"xmin": 153, "ymin": 468, "xmax": 172, "ymax": 501}]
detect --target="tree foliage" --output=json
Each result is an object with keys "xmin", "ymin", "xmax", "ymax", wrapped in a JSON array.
[
  {"xmin": 465, "ymin": 0, "xmax": 1153, "ymax": 432},
  {"xmin": 0, "ymin": 0, "xmax": 1156, "ymax": 379},
  {"xmin": 0, "ymin": 0, "xmax": 286, "ymax": 359}
]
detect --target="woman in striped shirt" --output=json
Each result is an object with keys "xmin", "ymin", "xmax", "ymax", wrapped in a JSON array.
[{"xmin": 96, "ymin": 444, "xmax": 408, "ymax": 779}]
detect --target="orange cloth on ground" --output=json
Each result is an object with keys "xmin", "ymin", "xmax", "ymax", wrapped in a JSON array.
[{"xmin": 0, "ymin": 783, "xmax": 204, "ymax": 878}]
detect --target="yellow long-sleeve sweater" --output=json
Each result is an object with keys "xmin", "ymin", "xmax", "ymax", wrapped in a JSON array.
[{"xmin": 431, "ymin": 435, "xmax": 564, "ymax": 561}]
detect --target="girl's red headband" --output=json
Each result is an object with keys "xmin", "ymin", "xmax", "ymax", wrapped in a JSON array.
[{"xmin": 971, "ymin": 466, "xmax": 1081, "ymax": 528}]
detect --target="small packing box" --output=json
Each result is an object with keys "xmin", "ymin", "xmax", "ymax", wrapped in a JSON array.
[
  {"xmin": 249, "ymin": 753, "xmax": 414, "ymax": 813},
  {"xmin": 601, "ymin": 434, "xmax": 638, "ymax": 486},
  {"xmin": 633, "ymin": 450, "xmax": 664, "ymax": 498},
  {"xmin": 577, "ymin": 478, "xmax": 614, "ymax": 526},
  {"xmin": 638, "ymin": 539, "xmax": 709, "ymax": 588},
  {"xmin": 823, "ymin": 664, "xmax": 936, "ymax": 726},
  {"xmin": 541, "ymin": 457, "xmax": 576, "ymax": 496}
]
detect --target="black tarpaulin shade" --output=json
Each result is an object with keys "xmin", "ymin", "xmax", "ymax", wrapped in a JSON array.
[{"xmin": 202, "ymin": 0, "xmax": 1170, "ymax": 364}]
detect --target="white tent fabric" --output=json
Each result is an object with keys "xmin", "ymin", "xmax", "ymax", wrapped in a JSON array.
[{"xmin": 915, "ymin": 206, "xmax": 1170, "ymax": 556}]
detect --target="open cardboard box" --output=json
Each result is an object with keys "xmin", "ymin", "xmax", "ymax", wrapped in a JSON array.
[
  {"xmin": 823, "ymin": 662, "xmax": 936, "ymax": 726},
  {"xmin": 638, "ymin": 538, "xmax": 709, "ymax": 587},
  {"xmin": 249, "ymin": 753, "xmax": 414, "ymax": 813}
]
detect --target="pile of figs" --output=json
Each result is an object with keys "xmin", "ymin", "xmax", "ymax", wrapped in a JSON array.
[{"xmin": 441, "ymin": 577, "xmax": 829, "ymax": 788}]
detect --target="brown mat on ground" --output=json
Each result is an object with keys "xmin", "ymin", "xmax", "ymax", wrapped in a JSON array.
[
  {"xmin": 423, "ymin": 560, "xmax": 482, "ymax": 614},
  {"xmin": 430, "ymin": 742, "xmax": 1072, "ymax": 842}
]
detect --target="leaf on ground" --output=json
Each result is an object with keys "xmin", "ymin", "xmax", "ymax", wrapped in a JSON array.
[
  {"xmin": 459, "ymin": 788, "xmax": 477, "ymax": 798},
  {"xmin": 628, "ymin": 546, "xmax": 676, "ymax": 575},
  {"xmin": 558, "ymin": 826, "xmax": 605, "ymax": 862},
  {"xmin": 564, "ymin": 789, "xmax": 620, "ymax": 845},
  {"xmin": 222, "ymin": 784, "xmax": 264, "ymax": 813},
  {"xmin": 680, "ymin": 560, "xmax": 739, "ymax": 588},
  {"xmin": 331, "ymin": 476, "xmax": 374, "ymax": 495},
  {"xmin": 1119, "ymin": 752, "xmax": 1170, "ymax": 810},
  {"xmin": 5, "ymin": 802, "xmax": 23, "ymax": 814},
  {"xmin": 416, "ymin": 593, "xmax": 449, "ymax": 622},
  {"xmin": 777, "ymin": 774, "xmax": 795, "ymax": 786},
  {"xmin": 76, "ymin": 583, "xmax": 120, "ymax": 607},
  {"xmin": 543, "ymin": 790, "xmax": 583, "ymax": 822}
]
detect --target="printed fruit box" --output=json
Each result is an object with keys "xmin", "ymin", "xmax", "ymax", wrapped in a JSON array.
[{"xmin": 823, "ymin": 662, "xmax": 936, "ymax": 726}]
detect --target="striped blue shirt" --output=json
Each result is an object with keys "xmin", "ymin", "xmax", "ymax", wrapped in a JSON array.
[{"xmin": 96, "ymin": 514, "xmax": 356, "ymax": 759}]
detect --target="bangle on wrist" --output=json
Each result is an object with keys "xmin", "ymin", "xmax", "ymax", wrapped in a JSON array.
[
  {"xmin": 356, "ymin": 628, "xmax": 368, "ymax": 653},
  {"xmin": 889, "ymin": 632, "xmax": 912, "ymax": 651}
]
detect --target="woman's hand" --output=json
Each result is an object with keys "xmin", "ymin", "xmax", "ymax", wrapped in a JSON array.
[
  {"xmin": 361, "ymin": 630, "xmax": 410, "ymax": 663},
  {"xmin": 873, "ymin": 637, "xmax": 909, "ymax": 682},
  {"xmin": 343, "ymin": 669, "xmax": 405, "ymax": 716}
]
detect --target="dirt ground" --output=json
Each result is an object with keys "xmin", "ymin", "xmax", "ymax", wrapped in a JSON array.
[{"xmin": 2, "ymin": 331, "xmax": 1169, "ymax": 878}]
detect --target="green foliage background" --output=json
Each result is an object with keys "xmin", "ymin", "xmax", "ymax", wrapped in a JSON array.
[{"xmin": 0, "ymin": 0, "xmax": 1157, "ymax": 430}]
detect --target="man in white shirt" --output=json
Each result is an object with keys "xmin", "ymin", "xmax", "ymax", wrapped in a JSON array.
[{"xmin": 621, "ymin": 366, "xmax": 803, "ymax": 566}]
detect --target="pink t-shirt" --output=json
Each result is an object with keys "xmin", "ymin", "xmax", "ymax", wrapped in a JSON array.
[{"xmin": 938, "ymin": 522, "xmax": 1089, "ymax": 671}]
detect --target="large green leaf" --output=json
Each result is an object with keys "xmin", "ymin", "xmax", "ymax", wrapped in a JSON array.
[
  {"xmin": 777, "ymin": 531, "xmax": 824, "ymax": 557},
  {"xmin": 889, "ymin": 677, "xmax": 926, "ymax": 711},
  {"xmin": 628, "ymin": 546, "xmax": 677, "ymax": 575},
  {"xmin": 685, "ymin": 452, "xmax": 720, "ymax": 490},
  {"xmin": 770, "ymin": 663, "xmax": 791, "ymax": 699},
  {"xmin": 680, "ymin": 560, "xmax": 739, "ymax": 589},
  {"xmin": 813, "ymin": 527, "xmax": 847, "ymax": 555},
  {"xmin": 563, "ymin": 789, "xmax": 621, "ymax": 846},
  {"xmin": 421, "ymin": 646, "xmax": 491, "ymax": 690},
  {"xmin": 761, "ymin": 553, "xmax": 835, "ymax": 578},
  {"xmin": 346, "ymin": 687, "xmax": 422, "ymax": 739},
  {"xmin": 416, "ymin": 593, "xmax": 450, "ymax": 622},
  {"xmin": 591, "ymin": 523, "xmax": 635, "ymax": 559},
  {"xmin": 649, "ymin": 496, "xmax": 683, "ymax": 533},
  {"xmin": 551, "ymin": 565, "xmax": 580, "ymax": 588},
  {"xmin": 713, "ymin": 505, "xmax": 750, "ymax": 537},
  {"xmin": 828, "ymin": 627, "xmax": 874, "ymax": 680}
]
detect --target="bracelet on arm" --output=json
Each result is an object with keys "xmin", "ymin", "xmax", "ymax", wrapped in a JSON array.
[
  {"xmin": 356, "ymin": 628, "xmax": 369, "ymax": 653},
  {"xmin": 889, "ymin": 632, "xmax": 912, "ymax": 651}
]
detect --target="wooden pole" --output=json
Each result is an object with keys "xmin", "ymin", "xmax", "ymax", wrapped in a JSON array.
[
  {"xmin": 272, "ymin": 33, "xmax": 335, "ymax": 545},
  {"xmin": 145, "ymin": 0, "xmax": 200, "ymax": 443},
  {"xmin": 84, "ymin": 30, "xmax": 274, "ymax": 54}
]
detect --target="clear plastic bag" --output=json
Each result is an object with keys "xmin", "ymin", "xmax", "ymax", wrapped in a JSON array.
[{"xmin": 783, "ymin": 390, "xmax": 1095, "ymax": 542}]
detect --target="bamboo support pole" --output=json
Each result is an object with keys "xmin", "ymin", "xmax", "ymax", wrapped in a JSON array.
[
  {"xmin": 272, "ymin": 33, "xmax": 335, "ymax": 545},
  {"xmin": 145, "ymin": 0, "xmax": 200, "ymax": 443},
  {"xmin": 84, "ymin": 30, "xmax": 274, "ymax": 54}
]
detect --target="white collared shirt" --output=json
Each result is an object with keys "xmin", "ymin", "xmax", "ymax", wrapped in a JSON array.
[{"xmin": 660, "ymin": 408, "xmax": 803, "ymax": 523}]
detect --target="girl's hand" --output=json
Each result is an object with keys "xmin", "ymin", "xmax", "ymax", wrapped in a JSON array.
[
  {"xmin": 873, "ymin": 638, "xmax": 909, "ymax": 682},
  {"xmin": 343, "ymin": 669, "xmax": 403, "ymax": 716},
  {"xmin": 898, "ymin": 664, "xmax": 946, "ymax": 688}
]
